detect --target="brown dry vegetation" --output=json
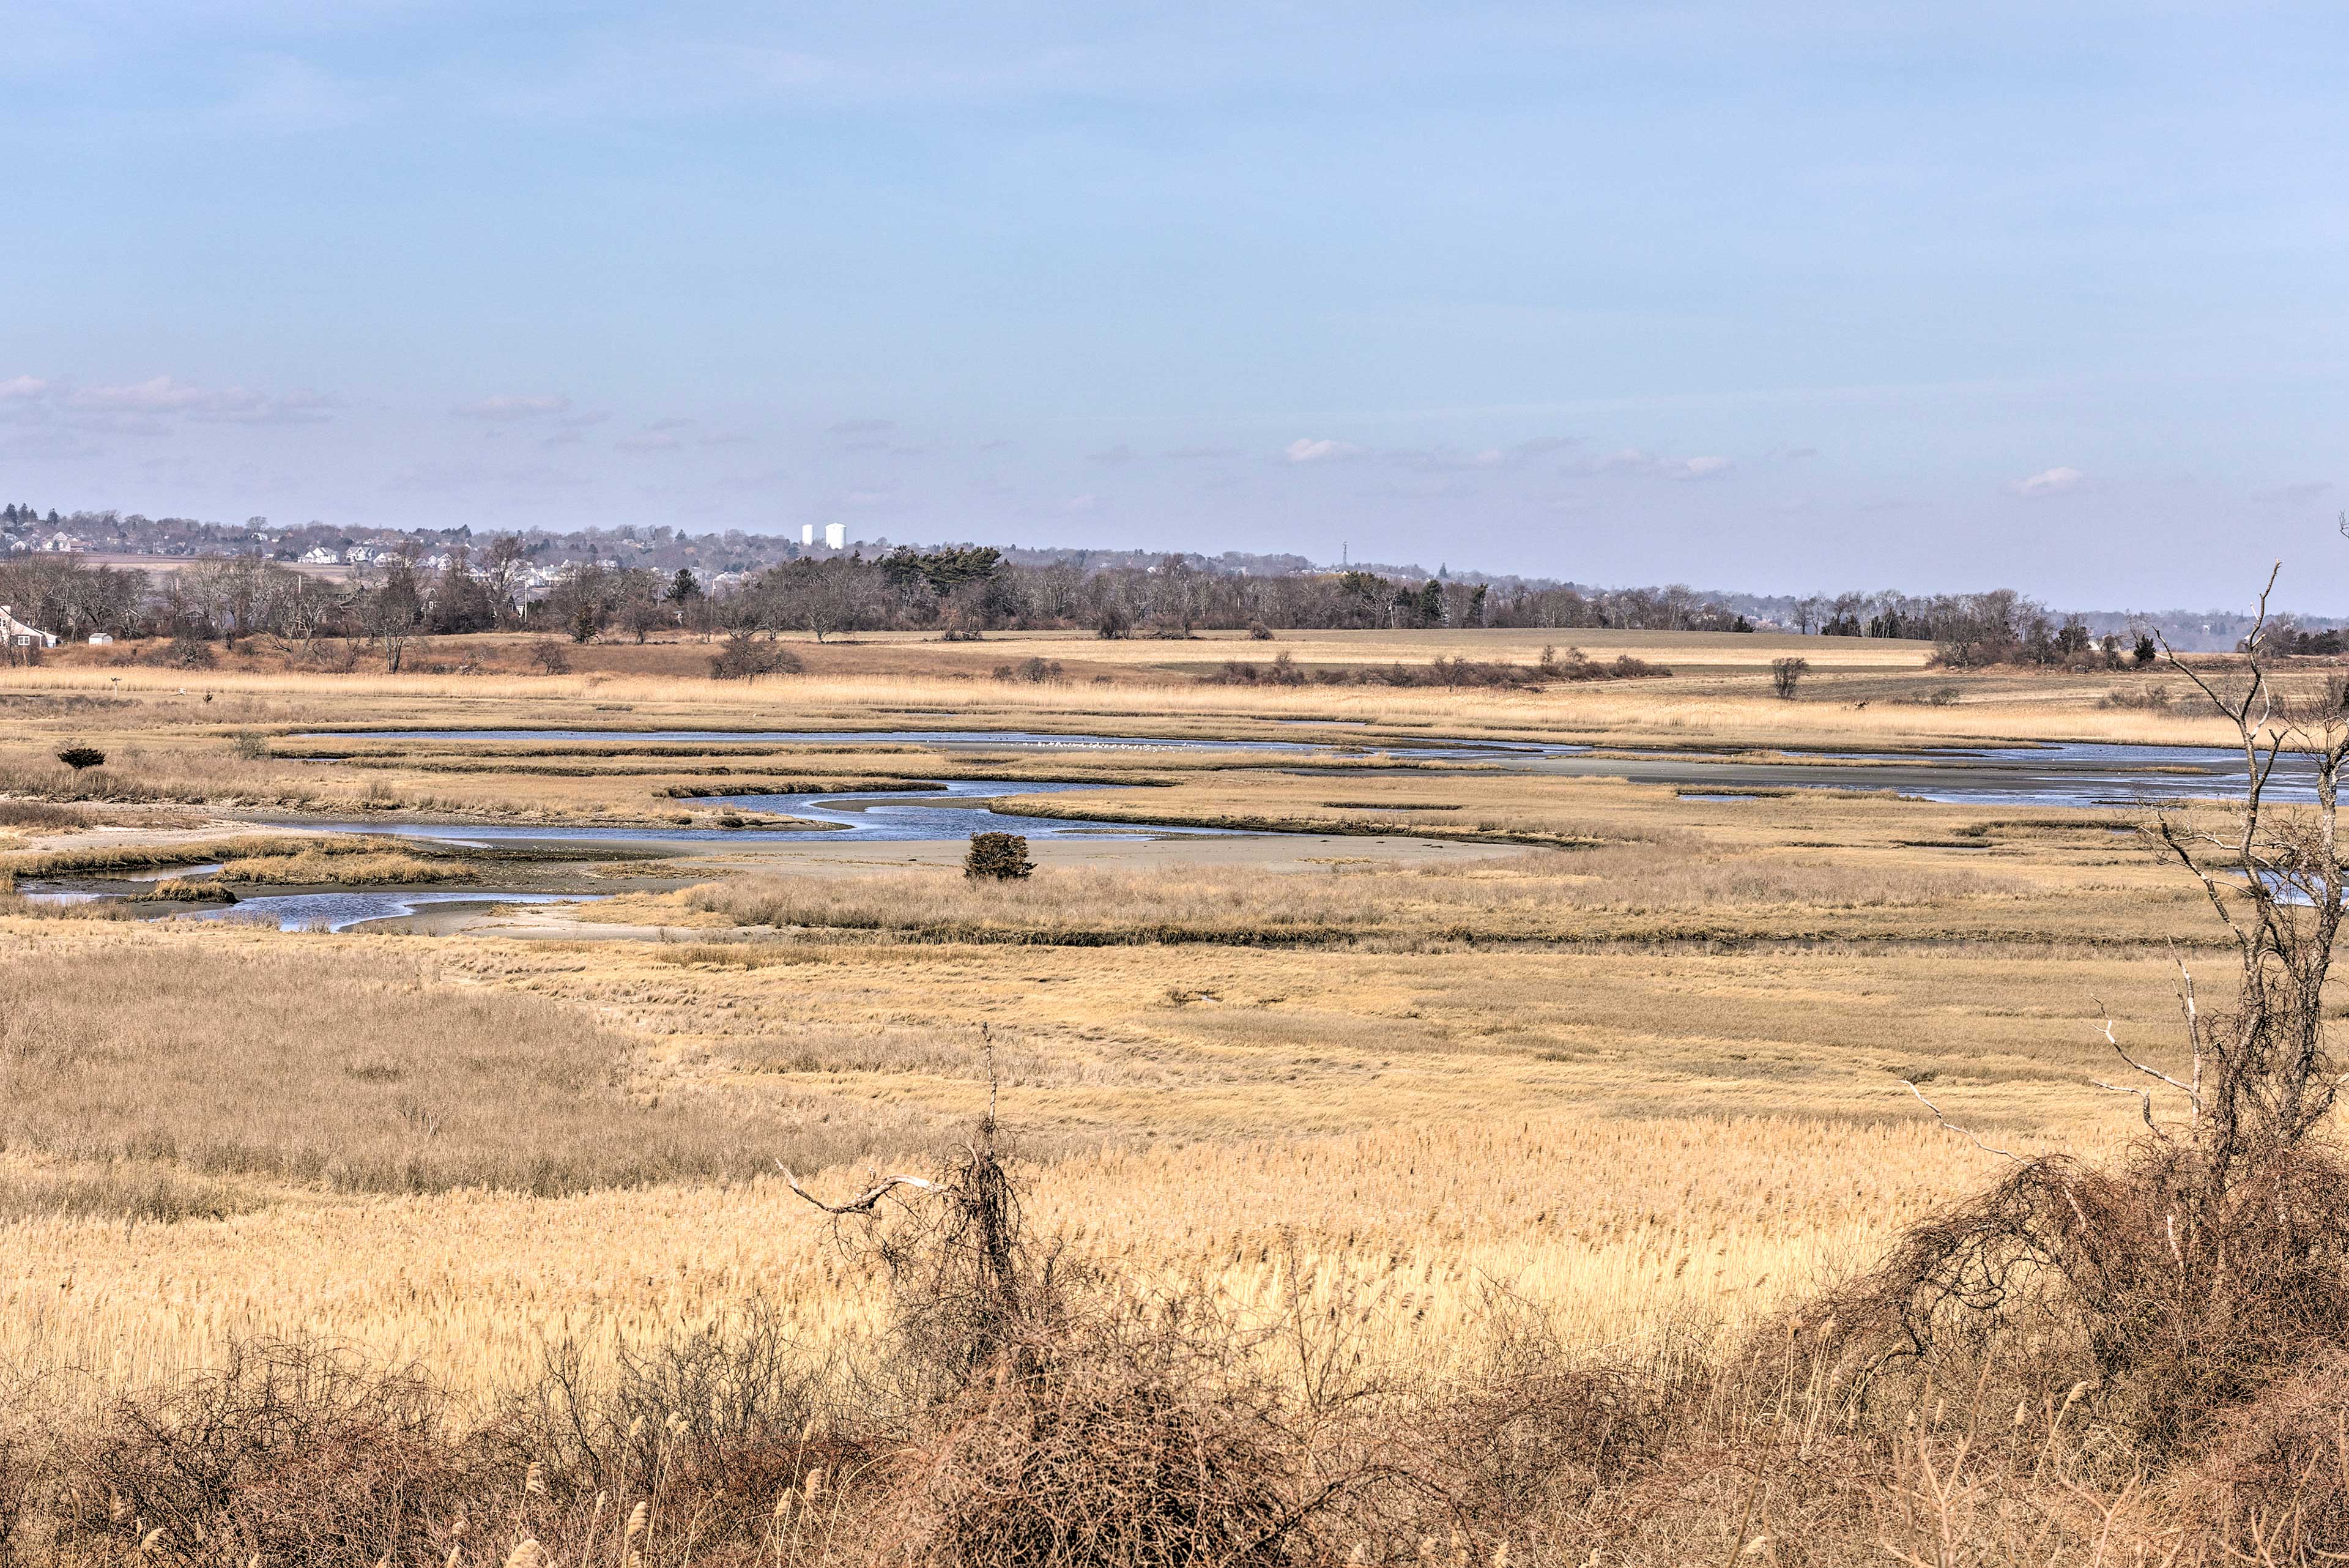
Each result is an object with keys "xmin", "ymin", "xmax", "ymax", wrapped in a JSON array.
[
  {"xmin": 3, "ymin": 630, "xmax": 2347, "ymax": 1562},
  {"xmin": 206, "ymin": 848, "xmax": 477, "ymax": 885},
  {"xmin": 1, "ymin": 833, "xmax": 470, "ymax": 883},
  {"xmin": 0, "ymin": 937, "xmax": 926, "ymax": 1208},
  {"xmin": 675, "ymin": 846, "xmax": 2031, "ymax": 948}
]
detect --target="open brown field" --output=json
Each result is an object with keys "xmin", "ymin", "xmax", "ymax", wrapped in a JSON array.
[
  {"xmin": 4, "ymin": 622, "xmax": 2299, "ymax": 754},
  {"xmin": 0, "ymin": 627, "xmax": 2327, "ymax": 1562}
]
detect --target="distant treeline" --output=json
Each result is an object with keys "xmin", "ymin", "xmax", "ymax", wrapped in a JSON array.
[
  {"xmin": 2, "ymin": 517, "xmax": 2338, "ymax": 670},
  {"xmin": 1, "ymin": 544, "xmax": 1767, "ymax": 655}
]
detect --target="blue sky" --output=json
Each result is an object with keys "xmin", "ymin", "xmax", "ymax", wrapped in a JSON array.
[{"xmin": 2, "ymin": 2, "xmax": 2343, "ymax": 605}]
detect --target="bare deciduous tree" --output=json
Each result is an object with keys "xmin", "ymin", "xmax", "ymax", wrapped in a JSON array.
[
  {"xmin": 2145, "ymin": 563, "xmax": 2349, "ymax": 1181},
  {"xmin": 1805, "ymin": 562, "xmax": 2349, "ymax": 1451}
]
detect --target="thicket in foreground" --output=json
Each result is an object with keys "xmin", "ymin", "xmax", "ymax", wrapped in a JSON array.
[{"xmin": 1766, "ymin": 568, "xmax": 2349, "ymax": 1553}]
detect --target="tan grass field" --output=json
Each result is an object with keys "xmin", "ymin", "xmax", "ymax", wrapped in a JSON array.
[
  {"xmin": 6, "ymin": 628, "xmax": 2321, "ymax": 1561},
  {"xmin": 0, "ymin": 627, "xmax": 2233, "ymax": 1427}
]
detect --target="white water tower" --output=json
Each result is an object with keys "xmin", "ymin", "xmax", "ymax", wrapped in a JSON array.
[
  {"xmin": 824, "ymin": 522, "xmax": 847, "ymax": 549},
  {"xmin": 800, "ymin": 523, "xmax": 815, "ymax": 546}
]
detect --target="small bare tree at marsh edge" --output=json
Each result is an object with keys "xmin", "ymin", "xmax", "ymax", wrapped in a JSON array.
[{"xmin": 1770, "ymin": 656, "xmax": 1808, "ymax": 699}]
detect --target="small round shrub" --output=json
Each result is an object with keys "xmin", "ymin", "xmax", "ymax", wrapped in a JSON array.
[{"xmin": 963, "ymin": 832, "xmax": 1034, "ymax": 881}]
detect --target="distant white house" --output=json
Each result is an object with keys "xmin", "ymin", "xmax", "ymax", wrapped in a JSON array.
[
  {"xmin": 0, "ymin": 606, "xmax": 60, "ymax": 649},
  {"xmin": 87, "ymin": 633, "xmax": 114, "ymax": 646},
  {"xmin": 299, "ymin": 546, "xmax": 342, "ymax": 565},
  {"xmin": 346, "ymin": 544, "xmax": 380, "ymax": 564}
]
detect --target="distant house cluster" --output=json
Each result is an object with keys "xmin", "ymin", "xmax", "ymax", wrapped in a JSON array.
[{"xmin": 5, "ymin": 531, "xmax": 100, "ymax": 555}]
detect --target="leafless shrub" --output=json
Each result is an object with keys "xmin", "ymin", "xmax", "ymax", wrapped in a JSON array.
[
  {"xmin": 2169, "ymin": 1345, "xmax": 2349, "ymax": 1556},
  {"xmin": 1791, "ymin": 1142, "xmax": 2349, "ymax": 1453},
  {"xmin": 2098, "ymin": 683, "xmax": 2173, "ymax": 710},
  {"xmin": 1203, "ymin": 656, "xmax": 1549, "ymax": 689},
  {"xmin": 1382, "ymin": 1303, "xmax": 1687, "ymax": 1547},
  {"xmin": 710, "ymin": 633, "xmax": 803, "ymax": 680},
  {"xmin": 1772, "ymin": 565, "xmax": 2349, "ymax": 1485},
  {"xmin": 886, "ymin": 1309, "xmax": 1319, "ymax": 1568},
  {"xmin": 1541, "ymin": 647, "xmax": 1672, "ymax": 682},
  {"xmin": 835, "ymin": 1096, "xmax": 1351, "ymax": 1568},
  {"xmin": 493, "ymin": 1304, "xmax": 845, "ymax": 1548},
  {"xmin": 60, "ymin": 1340, "xmax": 469, "ymax": 1568},
  {"xmin": 142, "ymin": 633, "xmax": 217, "ymax": 671}
]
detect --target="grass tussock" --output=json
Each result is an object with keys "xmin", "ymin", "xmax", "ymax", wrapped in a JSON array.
[
  {"xmin": 123, "ymin": 877, "xmax": 237, "ymax": 903},
  {"xmin": 0, "ymin": 798, "xmax": 94, "ymax": 831},
  {"xmin": 210, "ymin": 848, "xmax": 476, "ymax": 885},
  {"xmin": 1, "ymin": 833, "xmax": 410, "ymax": 879},
  {"xmin": 5, "ymin": 834, "xmax": 476, "ymax": 890}
]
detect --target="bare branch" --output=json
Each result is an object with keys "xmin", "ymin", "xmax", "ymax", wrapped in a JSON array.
[
  {"xmin": 2093, "ymin": 1006, "xmax": 2202, "ymax": 1113},
  {"xmin": 2089, "ymin": 1080, "xmax": 2164, "ymax": 1139},
  {"xmin": 1901, "ymin": 1080, "xmax": 2024, "ymax": 1164},
  {"xmin": 778, "ymin": 1164, "xmax": 936, "ymax": 1215}
]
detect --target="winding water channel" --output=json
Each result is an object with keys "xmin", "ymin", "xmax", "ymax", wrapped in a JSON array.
[
  {"xmin": 302, "ymin": 727, "xmax": 2316, "ymax": 809},
  {"xmin": 26, "ymin": 730, "xmax": 2307, "ymax": 932}
]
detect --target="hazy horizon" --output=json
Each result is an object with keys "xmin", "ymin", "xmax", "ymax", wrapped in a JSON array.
[{"xmin": 4, "ymin": 3, "xmax": 2344, "ymax": 608}]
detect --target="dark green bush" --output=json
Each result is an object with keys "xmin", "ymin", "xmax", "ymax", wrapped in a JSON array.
[{"xmin": 964, "ymin": 832, "xmax": 1034, "ymax": 881}]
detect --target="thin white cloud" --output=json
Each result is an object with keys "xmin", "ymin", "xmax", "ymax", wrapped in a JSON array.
[
  {"xmin": 72, "ymin": 376, "xmax": 239, "ymax": 412},
  {"xmin": 1285, "ymin": 437, "xmax": 1361, "ymax": 463},
  {"xmin": 1568, "ymin": 447, "xmax": 1732, "ymax": 481},
  {"xmin": 199, "ymin": 388, "xmax": 338, "ymax": 426},
  {"xmin": 0, "ymin": 376, "xmax": 50, "ymax": 401},
  {"xmin": 2011, "ymin": 465, "xmax": 2084, "ymax": 497},
  {"xmin": 1392, "ymin": 435, "xmax": 1581, "ymax": 472},
  {"xmin": 453, "ymin": 393, "xmax": 574, "ymax": 421},
  {"xmin": 41, "ymin": 375, "xmax": 336, "ymax": 426}
]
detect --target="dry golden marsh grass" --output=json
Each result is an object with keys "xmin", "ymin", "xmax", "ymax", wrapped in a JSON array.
[
  {"xmin": 0, "ymin": 634, "xmax": 2262, "ymax": 1419},
  {"xmin": 9, "ymin": 634, "xmax": 2330, "ymax": 1561}
]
